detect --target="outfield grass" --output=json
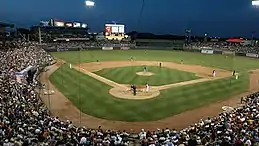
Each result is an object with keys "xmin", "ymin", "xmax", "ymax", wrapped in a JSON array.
[
  {"xmin": 52, "ymin": 50, "xmax": 259, "ymax": 72},
  {"xmin": 50, "ymin": 63, "xmax": 249, "ymax": 121},
  {"xmin": 94, "ymin": 66, "xmax": 199, "ymax": 86}
]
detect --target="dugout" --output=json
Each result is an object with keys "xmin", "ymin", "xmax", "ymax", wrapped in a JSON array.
[{"xmin": 135, "ymin": 39, "xmax": 184, "ymax": 50}]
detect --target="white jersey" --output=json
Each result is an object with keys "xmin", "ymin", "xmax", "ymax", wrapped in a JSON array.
[
  {"xmin": 235, "ymin": 74, "xmax": 239, "ymax": 80},
  {"xmin": 146, "ymin": 84, "xmax": 149, "ymax": 92}
]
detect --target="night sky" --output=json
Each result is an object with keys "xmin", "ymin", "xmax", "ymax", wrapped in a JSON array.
[{"xmin": 1, "ymin": 0, "xmax": 259, "ymax": 37}]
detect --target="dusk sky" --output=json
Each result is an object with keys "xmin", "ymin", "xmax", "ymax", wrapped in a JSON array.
[{"xmin": 1, "ymin": 0, "xmax": 259, "ymax": 37}]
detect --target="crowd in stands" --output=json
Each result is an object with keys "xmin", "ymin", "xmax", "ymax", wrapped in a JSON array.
[
  {"xmin": 0, "ymin": 40, "xmax": 259, "ymax": 145},
  {"xmin": 45, "ymin": 40, "xmax": 135, "ymax": 50},
  {"xmin": 187, "ymin": 42, "xmax": 259, "ymax": 54}
]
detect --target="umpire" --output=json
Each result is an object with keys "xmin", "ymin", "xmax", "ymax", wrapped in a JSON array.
[{"xmin": 131, "ymin": 85, "xmax": 137, "ymax": 96}]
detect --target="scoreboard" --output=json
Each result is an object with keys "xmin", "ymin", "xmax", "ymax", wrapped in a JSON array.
[{"xmin": 105, "ymin": 24, "xmax": 125, "ymax": 40}]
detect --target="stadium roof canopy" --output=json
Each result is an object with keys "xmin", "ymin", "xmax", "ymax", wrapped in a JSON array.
[{"xmin": 0, "ymin": 22, "xmax": 14, "ymax": 28}]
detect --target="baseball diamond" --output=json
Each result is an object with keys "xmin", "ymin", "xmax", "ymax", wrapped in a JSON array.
[
  {"xmin": 38, "ymin": 49, "xmax": 259, "ymax": 131},
  {"xmin": 3, "ymin": 1, "xmax": 259, "ymax": 145}
]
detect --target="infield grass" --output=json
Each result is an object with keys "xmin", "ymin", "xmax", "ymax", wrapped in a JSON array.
[
  {"xmin": 95, "ymin": 66, "xmax": 200, "ymax": 86},
  {"xmin": 50, "ymin": 63, "xmax": 249, "ymax": 121},
  {"xmin": 49, "ymin": 50, "xmax": 259, "ymax": 121}
]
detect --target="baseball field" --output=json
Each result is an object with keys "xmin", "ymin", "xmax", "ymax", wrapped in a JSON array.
[{"xmin": 40, "ymin": 50, "xmax": 259, "ymax": 131}]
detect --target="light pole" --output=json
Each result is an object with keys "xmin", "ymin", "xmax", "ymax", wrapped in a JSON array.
[{"xmin": 85, "ymin": 0, "xmax": 95, "ymax": 7}]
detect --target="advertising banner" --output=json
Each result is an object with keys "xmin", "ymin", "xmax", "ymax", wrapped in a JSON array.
[
  {"xmin": 102, "ymin": 47, "xmax": 113, "ymax": 50},
  {"xmin": 213, "ymin": 50, "xmax": 222, "ymax": 54},
  {"xmin": 222, "ymin": 51, "xmax": 235, "ymax": 55},
  {"xmin": 120, "ymin": 47, "xmax": 130, "ymax": 50},
  {"xmin": 201, "ymin": 49, "xmax": 213, "ymax": 54},
  {"xmin": 246, "ymin": 53, "xmax": 259, "ymax": 58},
  {"xmin": 235, "ymin": 52, "xmax": 246, "ymax": 57}
]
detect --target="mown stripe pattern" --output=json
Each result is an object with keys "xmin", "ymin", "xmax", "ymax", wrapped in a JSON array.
[
  {"xmin": 95, "ymin": 66, "xmax": 199, "ymax": 86},
  {"xmin": 50, "ymin": 64, "xmax": 249, "ymax": 122}
]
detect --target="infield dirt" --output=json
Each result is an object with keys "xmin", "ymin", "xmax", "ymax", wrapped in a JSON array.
[{"xmin": 40, "ymin": 60, "xmax": 259, "ymax": 131}]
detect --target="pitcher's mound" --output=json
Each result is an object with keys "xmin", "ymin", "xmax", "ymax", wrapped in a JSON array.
[
  {"xmin": 136, "ymin": 71, "xmax": 154, "ymax": 76},
  {"xmin": 109, "ymin": 87, "xmax": 160, "ymax": 100}
]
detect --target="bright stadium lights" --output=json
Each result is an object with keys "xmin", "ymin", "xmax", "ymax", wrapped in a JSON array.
[
  {"xmin": 252, "ymin": 0, "xmax": 259, "ymax": 6},
  {"xmin": 85, "ymin": 0, "xmax": 95, "ymax": 7}
]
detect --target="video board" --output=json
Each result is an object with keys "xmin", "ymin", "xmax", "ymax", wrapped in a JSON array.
[
  {"xmin": 54, "ymin": 20, "xmax": 65, "ymax": 27},
  {"xmin": 105, "ymin": 24, "xmax": 125, "ymax": 40},
  {"xmin": 73, "ymin": 22, "xmax": 81, "ymax": 28},
  {"xmin": 65, "ymin": 22, "xmax": 73, "ymax": 27},
  {"xmin": 43, "ymin": 19, "xmax": 88, "ymax": 28},
  {"xmin": 252, "ymin": 0, "xmax": 259, "ymax": 5},
  {"xmin": 105, "ymin": 24, "xmax": 125, "ymax": 35},
  {"xmin": 81, "ymin": 23, "xmax": 87, "ymax": 28}
]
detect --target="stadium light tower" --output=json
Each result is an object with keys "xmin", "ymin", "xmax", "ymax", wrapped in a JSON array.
[
  {"xmin": 85, "ymin": 0, "xmax": 95, "ymax": 7},
  {"xmin": 252, "ymin": 0, "xmax": 259, "ymax": 7}
]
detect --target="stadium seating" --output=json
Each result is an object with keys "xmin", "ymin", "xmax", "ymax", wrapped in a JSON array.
[{"xmin": 0, "ymin": 40, "xmax": 259, "ymax": 145}]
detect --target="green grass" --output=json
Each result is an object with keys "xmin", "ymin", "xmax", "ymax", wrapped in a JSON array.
[
  {"xmin": 51, "ymin": 50, "xmax": 259, "ymax": 72},
  {"xmin": 50, "ymin": 64, "xmax": 249, "ymax": 121},
  {"xmin": 94, "ymin": 66, "xmax": 200, "ymax": 86}
]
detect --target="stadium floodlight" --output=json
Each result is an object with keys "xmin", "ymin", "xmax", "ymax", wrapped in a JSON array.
[
  {"xmin": 252, "ymin": 0, "xmax": 259, "ymax": 6},
  {"xmin": 85, "ymin": 0, "xmax": 95, "ymax": 7}
]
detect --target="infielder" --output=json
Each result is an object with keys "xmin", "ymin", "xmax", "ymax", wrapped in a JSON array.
[
  {"xmin": 144, "ymin": 66, "xmax": 147, "ymax": 72},
  {"xmin": 145, "ymin": 83, "xmax": 149, "ymax": 93},
  {"xmin": 235, "ymin": 74, "xmax": 239, "ymax": 80},
  {"xmin": 130, "ymin": 56, "xmax": 134, "ymax": 61},
  {"xmin": 212, "ymin": 70, "xmax": 216, "ymax": 77},
  {"xmin": 131, "ymin": 85, "xmax": 137, "ymax": 96}
]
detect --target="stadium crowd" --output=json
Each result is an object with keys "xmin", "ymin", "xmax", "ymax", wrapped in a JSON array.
[
  {"xmin": 0, "ymin": 40, "xmax": 259, "ymax": 146},
  {"xmin": 45, "ymin": 40, "xmax": 135, "ymax": 51},
  {"xmin": 187, "ymin": 42, "xmax": 259, "ymax": 54}
]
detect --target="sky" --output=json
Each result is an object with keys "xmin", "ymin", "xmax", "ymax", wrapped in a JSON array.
[{"xmin": 1, "ymin": 0, "xmax": 259, "ymax": 37}]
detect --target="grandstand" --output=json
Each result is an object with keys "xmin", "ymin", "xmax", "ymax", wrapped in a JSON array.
[{"xmin": 1, "ymin": 19, "xmax": 259, "ymax": 145}]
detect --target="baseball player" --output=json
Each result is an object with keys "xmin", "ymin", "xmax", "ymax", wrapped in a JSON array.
[
  {"xmin": 131, "ymin": 85, "xmax": 136, "ymax": 96},
  {"xmin": 235, "ymin": 73, "xmax": 239, "ymax": 80},
  {"xmin": 233, "ymin": 70, "xmax": 236, "ymax": 76},
  {"xmin": 130, "ymin": 56, "xmax": 134, "ymax": 61},
  {"xmin": 144, "ymin": 66, "xmax": 147, "ymax": 72},
  {"xmin": 145, "ymin": 83, "xmax": 149, "ymax": 93},
  {"xmin": 212, "ymin": 70, "xmax": 216, "ymax": 77},
  {"xmin": 159, "ymin": 62, "xmax": 162, "ymax": 68}
]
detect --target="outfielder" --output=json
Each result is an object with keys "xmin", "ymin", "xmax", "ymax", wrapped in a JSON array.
[
  {"xmin": 235, "ymin": 74, "xmax": 239, "ymax": 80},
  {"xmin": 233, "ymin": 70, "xmax": 236, "ymax": 76},
  {"xmin": 145, "ymin": 83, "xmax": 149, "ymax": 93},
  {"xmin": 212, "ymin": 70, "xmax": 216, "ymax": 77},
  {"xmin": 144, "ymin": 66, "xmax": 147, "ymax": 72}
]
